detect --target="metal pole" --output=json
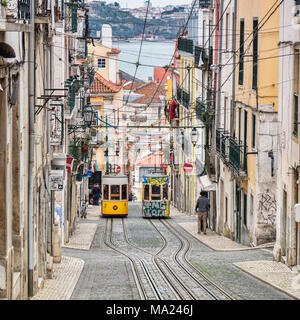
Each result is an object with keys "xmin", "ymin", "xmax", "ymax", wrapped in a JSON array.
[{"xmin": 28, "ymin": 0, "xmax": 35, "ymax": 298}]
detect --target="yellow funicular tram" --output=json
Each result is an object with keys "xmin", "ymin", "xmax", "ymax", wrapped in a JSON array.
[
  {"xmin": 142, "ymin": 174, "xmax": 170, "ymax": 218},
  {"xmin": 101, "ymin": 175, "xmax": 129, "ymax": 217}
]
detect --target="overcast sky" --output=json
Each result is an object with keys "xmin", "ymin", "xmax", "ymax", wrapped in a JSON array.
[{"xmin": 105, "ymin": 0, "xmax": 191, "ymax": 8}]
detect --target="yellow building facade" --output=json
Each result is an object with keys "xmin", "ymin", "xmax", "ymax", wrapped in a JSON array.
[{"xmin": 233, "ymin": 0, "xmax": 279, "ymax": 245}]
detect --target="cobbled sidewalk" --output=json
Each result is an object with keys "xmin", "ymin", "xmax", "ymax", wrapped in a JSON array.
[
  {"xmin": 234, "ymin": 261, "xmax": 300, "ymax": 299},
  {"xmin": 170, "ymin": 205, "xmax": 274, "ymax": 251},
  {"xmin": 170, "ymin": 205, "xmax": 299, "ymax": 300},
  {"xmin": 32, "ymin": 206, "xmax": 99, "ymax": 300},
  {"xmin": 31, "ymin": 256, "xmax": 84, "ymax": 300}
]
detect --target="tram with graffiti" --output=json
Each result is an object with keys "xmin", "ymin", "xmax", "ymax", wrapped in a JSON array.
[
  {"xmin": 142, "ymin": 175, "xmax": 170, "ymax": 218},
  {"xmin": 101, "ymin": 175, "xmax": 129, "ymax": 217}
]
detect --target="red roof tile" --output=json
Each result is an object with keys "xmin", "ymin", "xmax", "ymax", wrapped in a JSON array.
[
  {"xmin": 90, "ymin": 72, "xmax": 122, "ymax": 94},
  {"xmin": 132, "ymin": 82, "xmax": 166, "ymax": 104}
]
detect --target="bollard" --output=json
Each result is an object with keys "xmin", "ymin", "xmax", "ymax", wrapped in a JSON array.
[{"xmin": 53, "ymin": 218, "xmax": 62, "ymax": 263}]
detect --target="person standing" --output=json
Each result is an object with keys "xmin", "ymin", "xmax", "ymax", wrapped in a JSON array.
[
  {"xmin": 195, "ymin": 191, "xmax": 210, "ymax": 234},
  {"xmin": 92, "ymin": 183, "xmax": 101, "ymax": 206}
]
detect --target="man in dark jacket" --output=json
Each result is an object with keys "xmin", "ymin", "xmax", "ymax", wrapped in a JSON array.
[
  {"xmin": 92, "ymin": 183, "xmax": 101, "ymax": 206},
  {"xmin": 195, "ymin": 191, "xmax": 210, "ymax": 234}
]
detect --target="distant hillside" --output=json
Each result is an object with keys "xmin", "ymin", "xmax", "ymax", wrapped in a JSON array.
[{"xmin": 88, "ymin": 2, "xmax": 185, "ymax": 40}]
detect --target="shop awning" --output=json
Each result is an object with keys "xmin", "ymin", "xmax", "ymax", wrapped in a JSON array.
[{"xmin": 199, "ymin": 175, "xmax": 216, "ymax": 192}]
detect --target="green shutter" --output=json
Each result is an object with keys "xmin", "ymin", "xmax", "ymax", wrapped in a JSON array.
[{"xmin": 294, "ymin": 93, "xmax": 299, "ymax": 137}]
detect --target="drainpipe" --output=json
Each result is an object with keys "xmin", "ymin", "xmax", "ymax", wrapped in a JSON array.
[{"xmin": 28, "ymin": 0, "xmax": 35, "ymax": 298}]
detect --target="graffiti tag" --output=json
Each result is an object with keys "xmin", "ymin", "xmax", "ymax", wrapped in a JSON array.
[
  {"xmin": 257, "ymin": 189, "xmax": 276, "ymax": 225},
  {"xmin": 143, "ymin": 201, "xmax": 169, "ymax": 217}
]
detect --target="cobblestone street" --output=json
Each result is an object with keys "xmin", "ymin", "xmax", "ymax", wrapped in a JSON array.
[{"xmin": 35, "ymin": 203, "xmax": 297, "ymax": 301}]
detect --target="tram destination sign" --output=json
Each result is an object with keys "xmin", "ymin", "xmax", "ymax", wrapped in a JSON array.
[{"xmin": 142, "ymin": 177, "xmax": 169, "ymax": 185}]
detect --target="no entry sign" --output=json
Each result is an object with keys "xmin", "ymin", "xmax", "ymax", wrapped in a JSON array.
[
  {"xmin": 183, "ymin": 163, "xmax": 193, "ymax": 173},
  {"xmin": 116, "ymin": 165, "xmax": 121, "ymax": 173}
]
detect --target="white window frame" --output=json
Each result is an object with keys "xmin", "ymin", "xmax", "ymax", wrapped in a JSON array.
[{"xmin": 97, "ymin": 58, "xmax": 106, "ymax": 69}]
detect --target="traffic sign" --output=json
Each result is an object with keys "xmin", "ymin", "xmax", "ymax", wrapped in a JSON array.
[
  {"xmin": 160, "ymin": 163, "xmax": 168, "ymax": 170},
  {"xmin": 116, "ymin": 165, "xmax": 121, "ymax": 173},
  {"xmin": 183, "ymin": 163, "xmax": 193, "ymax": 173}
]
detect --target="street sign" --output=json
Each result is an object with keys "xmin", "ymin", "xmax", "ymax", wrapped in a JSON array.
[
  {"xmin": 116, "ymin": 166, "xmax": 121, "ymax": 173},
  {"xmin": 160, "ymin": 163, "xmax": 168, "ymax": 170},
  {"xmin": 183, "ymin": 163, "xmax": 193, "ymax": 173},
  {"xmin": 49, "ymin": 170, "xmax": 64, "ymax": 191}
]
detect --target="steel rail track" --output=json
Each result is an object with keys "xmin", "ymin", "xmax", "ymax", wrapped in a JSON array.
[
  {"xmin": 103, "ymin": 218, "xmax": 148, "ymax": 300},
  {"xmin": 103, "ymin": 218, "xmax": 162, "ymax": 300},
  {"xmin": 121, "ymin": 219, "xmax": 197, "ymax": 300},
  {"xmin": 161, "ymin": 219, "xmax": 236, "ymax": 300}
]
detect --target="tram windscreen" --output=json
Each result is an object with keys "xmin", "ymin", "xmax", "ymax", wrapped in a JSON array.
[
  {"xmin": 144, "ymin": 185, "xmax": 150, "ymax": 200},
  {"xmin": 103, "ymin": 185, "xmax": 109, "ymax": 200},
  {"xmin": 163, "ymin": 184, "xmax": 168, "ymax": 200},
  {"xmin": 151, "ymin": 185, "xmax": 161, "ymax": 200},
  {"xmin": 111, "ymin": 185, "xmax": 120, "ymax": 200},
  {"xmin": 122, "ymin": 185, "xmax": 127, "ymax": 200}
]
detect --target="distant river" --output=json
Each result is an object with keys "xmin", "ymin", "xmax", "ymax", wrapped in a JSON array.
[{"xmin": 113, "ymin": 41, "xmax": 175, "ymax": 81}]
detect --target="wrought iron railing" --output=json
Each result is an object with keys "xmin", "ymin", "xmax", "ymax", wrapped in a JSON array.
[
  {"xmin": 196, "ymin": 98, "xmax": 207, "ymax": 123},
  {"xmin": 176, "ymin": 86, "xmax": 190, "ymax": 109},
  {"xmin": 18, "ymin": 0, "xmax": 30, "ymax": 20},
  {"xmin": 228, "ymin": 137, "xmax": 247, "ymax": 174}
]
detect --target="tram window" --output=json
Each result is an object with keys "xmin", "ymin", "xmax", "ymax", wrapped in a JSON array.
[
  {"xmin": 163, "ymin": 184, "xmax": 168, "ymax": 200},
  {"xmin": 122, "ymin": 184, "xmax": 127, "ymax": 200},
  {"xmin": 103, "ymin": 185, "xmax": 109, "ymax": 200},
  {"xmin": 151, "ymin": 185, "xmax": 161, "ymax": 200},
  {"xmin": 144, "ymin": 185, "xmax": 150, "ymax": 200},
  {"xmin": 110, "ymin": 185, "xmax": 120, "ymax": 200}
]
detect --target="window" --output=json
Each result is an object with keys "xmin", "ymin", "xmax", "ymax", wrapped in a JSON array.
[
  {"xmin": 294, "ymin": 93, "xmax": 299, "ymax": 137},
  {"xmin": 224, "ymin": 97, "xmax": 227, "ymax": 132},
  {"xmin": 144, "ymin": 185, "xmax": 150, "ymax": 200},
  {"xmin": 252, "ymin": 114, "xmax": 256, "ymax": 148},
  {"xmin": 225, "ymin": 13, "xmax": 229, "ymax": 51},
  {"xmin": 225, "ymin": 197, "xmax": 228, "ymax": 223},
  {"xmin": 243, "ymin": 193, "xmax": 247, "ymax": 227},
  {"xmin": 239, "ymin": 19, "xmax": 245, "ymax": 86},
  {"xmin": 103, "ymin": 185, "xmax": 109, "ymax": 200},
  {"xmin": 122, "ymin": 185, "xmax": 127, "ymax": 200},
  {"xmin": 163, "ymin": 185, "xmax": 168, "ymax": 200},
  {"xmin": 232, "ymin": 13, "xmax": 235, "ymax": 51},
  {"xmin": 294, "ymin": 49, "xmax": 299, "ymax": 137},
  {"xmin": 151, "ymin": 185, "xmax": 161, "ymax": 200},
  {"xmin": 110, "ymin": 185, "xmax": 120, "ymax": 200},
  {"xmin": 97, "ymin": 58, "xmax": 106, "ymax": 69},
  {"xmin": 252, "ymin": 18, "xmax": 258, "ymax": 90}
]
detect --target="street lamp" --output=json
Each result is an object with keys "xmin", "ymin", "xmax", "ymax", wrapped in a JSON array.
[
  {"xmin": 191, "ymin": 128, "xmax": 198, "ymax": 147},
  {"xmin": 83, "ymin": 103, "xmax": 94, "ymax": 127}
]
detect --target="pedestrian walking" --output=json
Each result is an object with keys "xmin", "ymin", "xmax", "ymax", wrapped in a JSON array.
[
  {"xmin": 195, "ymin": 191, "xmax": 210, "ymax": 234},
  {"xmin": 92, "ymin": 183, "xmax": 101, "ymax": 206}
]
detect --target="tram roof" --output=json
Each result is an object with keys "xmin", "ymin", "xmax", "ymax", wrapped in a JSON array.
[{"xmin": 103, "ymin": 175, "xmax": 128, "ymax": 179}]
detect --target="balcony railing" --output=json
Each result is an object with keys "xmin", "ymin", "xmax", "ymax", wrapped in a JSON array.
[
  {"xmin": 216, "ymin": 131, "xmax": 247, "ymax": 174},
  {"xmin": 177, "ymin": 86, "xmax": 190, "ymax": 109},
  {"xmin": 196, "ymin": 98, "xmax": 207, "ymax": 123},
  {"xmin": 228, "ymin": 137, "xmax": 247, "ymax": 174},
  {"xmin": 178, "ymin": 37, "xmax": 194, "ymax": 54}
]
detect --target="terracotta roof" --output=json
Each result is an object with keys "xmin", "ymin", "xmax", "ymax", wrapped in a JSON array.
[
  {"xmin": 131, "ymin": 82, "xmax": 166, "ymax": 104},
  {"xmin": 109, "ymin": 48, "xmax": 121, "ymax": 54},
  {"xmin": 90, "ymin": 72, "xmax": 122, "ymax": 94},
  {"xmin": 123, "ymin": 82, "xmax": 143, "ymax": 91}
]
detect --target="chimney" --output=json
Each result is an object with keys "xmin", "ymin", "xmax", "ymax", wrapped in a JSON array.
[{"xmin": 101, "ymin": 24, "xmax": 112, "ymax": 49}]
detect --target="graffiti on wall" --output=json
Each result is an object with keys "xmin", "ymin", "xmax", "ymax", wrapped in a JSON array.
[
  {"xmin": 142, "ymin": 201, "xmax": 169, "ymax": 217},
  {"xmin": 257, "ymin": 189, "xmax": 276, "ymax": 225},
  {"xmin": 142, "ymin": 177, "xmax": 169, "ymax": 185}
]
